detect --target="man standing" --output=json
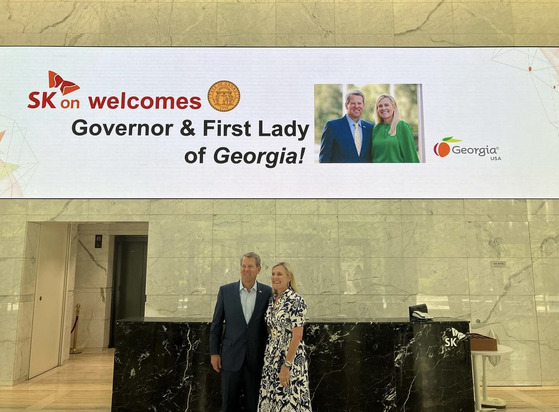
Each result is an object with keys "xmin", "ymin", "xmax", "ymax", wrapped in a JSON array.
[
  {"xmin": 319, "ymin": 90, "xmax": 374, "ymax": 163},
  {"xmin": 210, "ymin": 252, "xmax": 273, "ymax": 412}
]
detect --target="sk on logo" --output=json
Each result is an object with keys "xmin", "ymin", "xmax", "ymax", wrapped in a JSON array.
[
  {"xmin": 433, "ymin": 137, "xmax": 461, "ymax": 157},
  {"xmin": 28, "ymin": 71, "xmax": 81, "ymax": 109}
]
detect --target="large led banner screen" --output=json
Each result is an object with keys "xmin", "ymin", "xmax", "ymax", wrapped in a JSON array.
[{"xmin": 1, "ymin": 47, "xmax": 558, "ymax": 198}]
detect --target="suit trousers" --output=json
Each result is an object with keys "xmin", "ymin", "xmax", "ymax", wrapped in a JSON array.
[{"xmin": 221, "ymin": 358, "xmax": 261, "ymax": 412}]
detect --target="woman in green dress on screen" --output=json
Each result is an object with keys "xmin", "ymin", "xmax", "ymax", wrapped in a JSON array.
[{"xmin": 371, "ymin": 94, "xmax": 420, "ymax": 163}]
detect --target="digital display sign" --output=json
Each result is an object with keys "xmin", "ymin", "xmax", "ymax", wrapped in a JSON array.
[{"xmin": 1, "ymin": 47, "xmax": 558, "ymax": 198}]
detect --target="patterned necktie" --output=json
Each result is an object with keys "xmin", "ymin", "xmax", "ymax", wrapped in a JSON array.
[{"xmin": 354, "ymin": 123, "xmax": 361, "ymax": 155}]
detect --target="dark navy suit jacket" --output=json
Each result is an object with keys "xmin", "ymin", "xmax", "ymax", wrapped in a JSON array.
[
  {"xmin": 319, "ymin": 115, "xmax": 373, "ymax": 163},
  {"xmin": 210, "ymin": 281, "xmax": 272, "ymax": 372}
]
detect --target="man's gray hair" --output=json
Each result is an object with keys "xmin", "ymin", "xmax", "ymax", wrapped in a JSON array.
[{"xmin": 241, "ymin": 252, "xmax": 261, "ymax": 267}]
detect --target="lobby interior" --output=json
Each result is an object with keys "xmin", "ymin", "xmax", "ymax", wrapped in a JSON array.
[{"xmin": 2, "ymin": 0, "xmax": 559, "ymax": 411}]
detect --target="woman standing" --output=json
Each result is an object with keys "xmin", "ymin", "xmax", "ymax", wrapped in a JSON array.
[
  {"xmin": 371, "ymin": 94, "xmax": 420, "ymax": 163},
  {"xmin": 258, "ymin": 262, "xmax": 311, "ymax": 412}
]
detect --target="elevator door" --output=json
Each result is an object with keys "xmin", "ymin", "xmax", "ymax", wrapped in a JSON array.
[{"xmin": 109, "ymin": 235, "xmax": 148, "ymax": 348}]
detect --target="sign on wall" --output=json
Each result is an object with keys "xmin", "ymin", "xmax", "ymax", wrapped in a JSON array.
[{"xmin": 1, "ymin": 47, "xmax": 558, "ymax": 198}]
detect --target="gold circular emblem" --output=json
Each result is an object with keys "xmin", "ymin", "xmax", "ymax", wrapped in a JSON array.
[{"xmin": 208, "ymin": 80, "xmax": 241, "ymax": 112}]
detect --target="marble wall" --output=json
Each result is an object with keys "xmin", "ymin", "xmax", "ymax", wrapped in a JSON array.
[
  {"xmin": 73, "ymin": 222, "xmax": 149, "ymax": 351},
  {"xmin": 1, "ymin": 1, "xmax": 559, "ymax": 47},
  {"xmin": 1, "ymin": 0, "xmax": 559, "ymax": 390},
  {"xmin": 1, "ymin": 199, "xmax": 559, "ymax": 387}
]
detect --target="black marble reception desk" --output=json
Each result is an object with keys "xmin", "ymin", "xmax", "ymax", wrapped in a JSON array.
[{"xmin": 112, "ymin": 318, "xmax": 474, "ymax": 411}]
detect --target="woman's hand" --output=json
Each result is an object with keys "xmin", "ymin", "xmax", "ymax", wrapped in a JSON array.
[{"xmin": 279, "ymin": 364, "xmax": 290, "ymax": 387}]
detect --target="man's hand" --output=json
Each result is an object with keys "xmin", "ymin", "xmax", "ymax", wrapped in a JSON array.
[{"xmin": 211, "ymin": 354, "xmax": 222, "ymax": 373}]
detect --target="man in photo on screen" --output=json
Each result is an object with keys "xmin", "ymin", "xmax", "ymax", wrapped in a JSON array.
[{"xmin": 319, "ymin": 90, "xmax": 374, "ymax": 163}]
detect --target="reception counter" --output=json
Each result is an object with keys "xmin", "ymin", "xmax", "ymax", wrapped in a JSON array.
[{"xmin": 112, "ymin": 318, "xmax": 474, "ymax": 411}]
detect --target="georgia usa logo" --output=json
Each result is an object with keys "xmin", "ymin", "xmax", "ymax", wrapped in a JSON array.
[{"xmin": 434, "ymin": 137, "xmax": 501, "ymax": 161}]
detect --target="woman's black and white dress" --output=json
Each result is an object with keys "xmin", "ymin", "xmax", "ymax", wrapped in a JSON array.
[{"xmin": 258, "ymin": 288, "xmax": 311, "ymax": 411}]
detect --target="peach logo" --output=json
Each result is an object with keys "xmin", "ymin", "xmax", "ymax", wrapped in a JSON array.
[
  {"xmin": 433, "ymin": 137, "xmax": 461, "ymax": 157},
  {"xmin": 48, "ymin": 70, "xmax": 80, "ymax": 95}
]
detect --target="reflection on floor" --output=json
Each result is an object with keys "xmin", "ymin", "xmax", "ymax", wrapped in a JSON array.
[
  {"xmin": 487, "ymin": 387, "xmax": 559, "ymax": 412},
  {"xmin": 0, "ymin": 350, "xmax": 558, "ymax": 411},
  {"xmin": 0, "ymin": 351, "xmax": 113, "ymax": 411}
]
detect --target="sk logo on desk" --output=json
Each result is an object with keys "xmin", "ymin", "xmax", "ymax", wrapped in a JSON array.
[{"xmin": 444, "ymin": 327, "xmax": 467, "ymax": 349}]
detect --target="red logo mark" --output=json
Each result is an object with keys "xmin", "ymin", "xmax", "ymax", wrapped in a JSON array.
[
  {"xmin": 48, "ymin": 71, "xmax": 80, "ymax": 95},
  {"xmin": 434, "ymin": 137, "xmax": 461, "ymax": 157}
]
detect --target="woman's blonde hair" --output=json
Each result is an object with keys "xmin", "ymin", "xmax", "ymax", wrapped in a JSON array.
[
  {"xmin": 374, "ymin": 94, "xmax": 401, "ymax": 136},
  {"xmin": 272, "ymin": 262, "xmax": 298, "ymax": 293}
]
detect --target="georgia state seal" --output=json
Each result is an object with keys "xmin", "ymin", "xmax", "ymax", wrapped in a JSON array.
[{"xmin": 207, "ymin": 80, "xmax": 240, "ymax": 112}]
